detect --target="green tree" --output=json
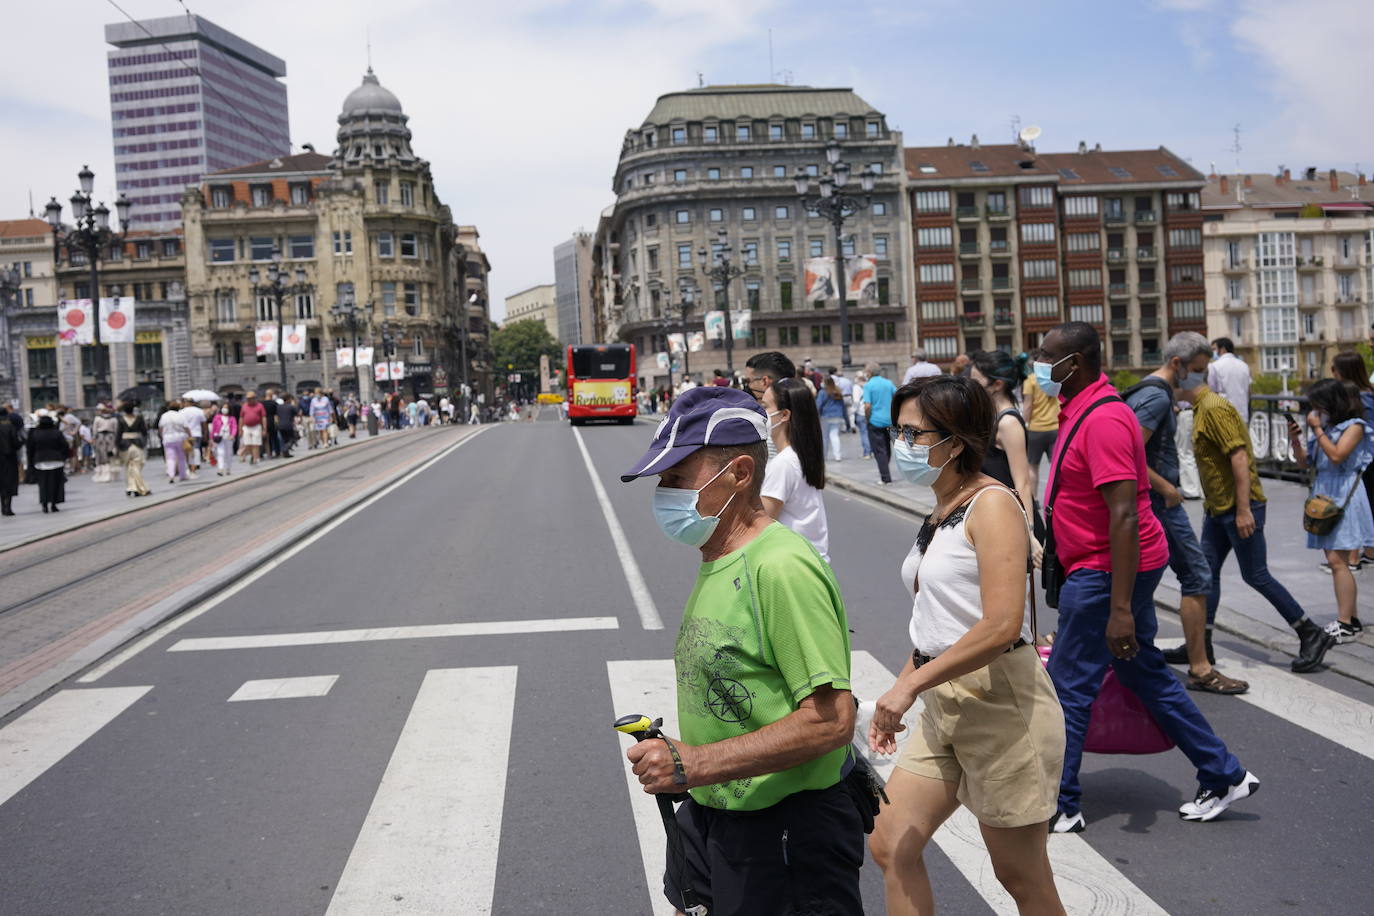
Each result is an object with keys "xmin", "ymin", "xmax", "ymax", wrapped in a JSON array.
[
  {"xmin": 491, "ymin": 319, "xmax": 562, "ymax": 373},
  {"xmin": 1110, "ymin": 369, "xmax": 1141, "ymax": 392}
]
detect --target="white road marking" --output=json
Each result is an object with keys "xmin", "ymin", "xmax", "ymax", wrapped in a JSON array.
[
  {"xmin": 227, "ymin": 675, "xmax": 339, "ymax": 702},
  {"xmin": 606, "ymin": 659, "xmax": 680, "ymax": 916},
  {"xmin": 851, "ymin": 650, "xmax": 1169, "ymax": 915},
  {"xmin": 167, "ymin": 616, "xmax": 618, "ymax": 652},
  {"xmin": 572, "ymin": 426, "xmax": 664, "ymax": 630},
  {"xmin": 78, "ymin": 427, "xmax": 491, "ymax": 683},
  {"xmin": 325, "ymin": 666, "xmax": 517, "ymax": 916},
  {"xmin": 0, "ymin": 686, "xmax": 152, "ymax": 808},
  {"xmin": 1156, "ymin": 638, "xmax": 1374, "ymax": 761}
]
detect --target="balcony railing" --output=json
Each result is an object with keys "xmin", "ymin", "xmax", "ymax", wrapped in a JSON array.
[
  {"xmin": 1141, "ymin": 350, "xmax": 1161, "ymax": 364},
  {"xmin": 1134, "ymin": 210, "xmax": 1157, "ymax": 224},
  {"xmin": 1298, "ymin": 257, "xmax": 1323, "ymax": 270},
  {"xmin": 1334, "ymin": 258, "xmax": 1360, "ymax": 271},
  {"xmin": 989, "ymin": 240, "xmax": 1010, "ymax": 255},
  {"xmin": 986, "ymin": 206, "xmax": 1011, "ymax": 220},
  {"xmin": 1139, "ymin": 281, "xmax": 1158, "ymax": 295},
  {"xmin": 960, "ymin": 277, "xmax": 983, "ymax": 291},
  {"xmin": 1104, "ymin": 210, "xmax": 1127, "ymax": 225},
  {"xmin": 1299, "ymin": 293, "xmax": 1324, "ymax": 307},
  {"xmin": 1110, "ymin": 318, "xmax": 1132, "ymax": 335},
  {"xmin": 993, "ymin": 310, "xmax": 1014, "ymax": 326},
  {"xmin": 1139, "ymin": 315, "xmax": 1160, "ymax": 330},
  {"xmin": 1335, "ymin": 293, "xmax": 1363, "ymax": 306},
  {"xmin": 956, "ymin": 206, "xmax": 980, "ymax": 220},
  {"xmin": 1226, "ymin": 298, "xmax": 1250, "ymax": 311},
  {"xmin": 1137, "ymin": 247, "xmax": 1157, "ymax": 261},
  {"xmin": 1223, "ymin": 258, "xmax": 1250, "ymax": 273},
  {"xmin": 1107, "ymin": 248, "xmax": 1127, "ymax": 262},
  {"xmin": 1108, "ymin": 283, "xmax": 1130, "ymax": 297},
  {"xmin": 991, "ymin": 276, "xmax": 1012, "ymax": 289},
  {"xmin": 959, "ymin": 242, "xmax": 981, "ymax": 255},
  {"xmin": 960, "ymin": 312, "xmax": 986, "ymax": 328}
]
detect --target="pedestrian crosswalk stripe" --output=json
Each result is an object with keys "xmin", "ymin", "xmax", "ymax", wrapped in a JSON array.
[
  {"xmin": 325, "ymin": 666, "xmax": 517, "ymax": 916},
  {"xmin": 227, "ymin": 675, "xmax": 338, "ymax": 702},
  {"xmin": 166, "ymin": 616, "xmax": 619, "ymax": 652},
  {"xmin": 1155, "ymin": 639, "xmax": 1374, "ymax": 761},
  {"xmin": 847, "ymin": 651, "xmax": 1171, "ymax": 915},
  {"xmin": 0, "ymin": 685, "xmax": 151, "ymax": 808},
  {"xmin": 606, "ymin": 659, "xmax": 680, "ymax": 916}
]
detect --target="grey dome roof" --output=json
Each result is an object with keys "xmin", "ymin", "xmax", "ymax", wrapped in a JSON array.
[{"xmin": 341, "ymin": 68, "xmax": 403, "ymax": 114}]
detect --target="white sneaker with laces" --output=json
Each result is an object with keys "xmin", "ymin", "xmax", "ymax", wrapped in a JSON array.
[
  {"xmin": 1324, "ymin": 619, "xmax": 1362, "ymax": 644},
  {"xmin": 1179, "ymin": 770, "xmax": 1259, "ymax": 822}
]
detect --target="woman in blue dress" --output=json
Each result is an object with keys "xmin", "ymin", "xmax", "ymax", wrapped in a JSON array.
[
  {"xmin": 1330, "ymin": 350, "xmax": 1374, "ymax": 566},
  {"xmin": 1288, "ymin": 378, "xmax": 1372, "ymax": 645}
]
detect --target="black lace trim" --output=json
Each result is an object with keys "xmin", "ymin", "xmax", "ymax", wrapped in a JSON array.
[{"xmin": 915, "ymin": 504, "xmax": 971, "ymax": 555}]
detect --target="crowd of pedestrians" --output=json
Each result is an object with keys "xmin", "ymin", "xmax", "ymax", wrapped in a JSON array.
[{"xmin": 613, "ymin": 320, "xmax": 1370, "ymax": 914}]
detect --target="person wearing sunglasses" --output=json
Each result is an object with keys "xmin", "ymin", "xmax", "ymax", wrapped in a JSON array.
[{"xmin": 867, "ymin": 375, "xmax": 1065, "ymax": 914}]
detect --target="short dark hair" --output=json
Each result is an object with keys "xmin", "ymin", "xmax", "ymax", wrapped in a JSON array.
[
  {"xmin": 891, "ymin": 375, "xmax": 992, "ymax": 476},
  {"xmin": 1053, "ymin": 321, "xmax": 1102, "ymax": 374},
  {"xmin": 713, "ymin": 369, "xmax": 725, "ymax": 378},
  {"xmin": 1307, "ymin": 378, "xmax": 1362, "ymax": 426},
  {"xmin": 1212, "ymin": 337, "xmax": 1236, "ymax": 354},
  {"xmin": 702, "ymin": 440, "xmax": 769, "ymax": 500},
  {"xmin": 745, "ymin": 351, "xmax": 796, "ymax": 382}
]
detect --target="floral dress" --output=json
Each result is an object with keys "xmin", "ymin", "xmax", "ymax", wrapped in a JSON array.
[{"xmin": 1306, "ymin": 418, "xmax": 1374, "ymax": 551}]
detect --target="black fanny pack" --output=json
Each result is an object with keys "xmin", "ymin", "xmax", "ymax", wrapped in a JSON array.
[{"xmin": 840, "ymin": 748, "xmax": 888, "ymax": 834}]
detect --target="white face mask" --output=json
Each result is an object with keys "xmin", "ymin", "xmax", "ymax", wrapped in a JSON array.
[{"xmin": 766, "ymin": 410, "xmax": 788, "ymax": 432}]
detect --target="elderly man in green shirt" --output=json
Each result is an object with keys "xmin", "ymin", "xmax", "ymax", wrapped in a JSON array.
[
  {"xmin": 1181, "ymin": 381, "xmax": 1334, "ymax": 673},
  {"xmin": 621, "ymin": 385, "xmax": 864, "ymax": 916}
]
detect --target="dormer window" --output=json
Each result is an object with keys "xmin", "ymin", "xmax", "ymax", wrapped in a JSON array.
[
  {"xmin": 250, "ymin": 185, "xmax": 271, "ymax": 207},
  {"xmin": 769, "ymin": 123, "xmax": 783, "ymax": 141},
  {"xmin": 802, "ymin": 123, "xmax": 816, "ymax": 140},
  {"xmin": 210, "ymin": 186, "xmax": 231, "ymax": 208},
  {"xmin": 704, "ymin": 125, "xmax": 718, "ymax": 143},
  {"xmin": 866, "ymin": 121, "xmax": 880, "ymax": 138},
  {"xmin": 833, "ymin": 121, "xmax": 848, "ymax": 139},
  {"xmin": 737, "ymin": 124, "xmax": 751, "ymax": 141},
  {"xmin": 289, "ymin": 183, "xmax": 310, "ymax": 205},
  {"xmin": 671, "ymin": 127, "xmax": 686, "ymax": 145}
]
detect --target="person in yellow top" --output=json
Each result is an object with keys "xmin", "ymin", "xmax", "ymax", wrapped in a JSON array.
[{"xmin": 1021, "ymin": 372, "xmax": 1060, "ymax": 498}]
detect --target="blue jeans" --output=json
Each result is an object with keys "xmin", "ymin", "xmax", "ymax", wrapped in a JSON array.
[
  {"xmin": 1149, "ymin": 493, "xmax": 1211, "ymax": 596},
  {"xmin": 1047, "ymin": 566, "xmax": 1244, "ymax": 815},
  {"xmin": 1200, "ymin": 502, "xmax": 1305, "ymax": 627},
  {"xmin": 855, "ymin": 414, "xmax": 870, "ymax": 457}
]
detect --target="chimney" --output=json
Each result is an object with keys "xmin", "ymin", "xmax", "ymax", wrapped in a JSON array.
[
  {"xmin": 1361, "ymin": 173, "xmax": 1368, "ymax": 186},
  {"xmin": 1244, "ymin": 175, "xmax": 1253, "ymax": 189},
  {"xmin": 971, "ymin": 133, "xmax": 980, "ymax": 149},
  {"xmin": 1305, "ymin": 167, "xmax": 1317, "ymax": 181},
  {"xmin": 1094, "ymin": 142, "xmax": 1102, "ymax": 152},
  {"xmin": 1330, "ymin": 169, "xmax": 1339, "ymax": 191},
  {"xmin": 1282, "ymin": 168, "xmax": 1291, "ymax": 183},
  {"xmin": 1078, "ymin": 140, "xmax": 1088, "ymax": 154},
  {"xmin": 1220, "ymin": 175, "xmax": 1230, "ymax": 195}
]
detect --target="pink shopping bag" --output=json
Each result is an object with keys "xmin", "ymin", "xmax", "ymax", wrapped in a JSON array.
[{"xmin": 1038, "ymin": 646, "xmax": 1175, "ymax": 755}]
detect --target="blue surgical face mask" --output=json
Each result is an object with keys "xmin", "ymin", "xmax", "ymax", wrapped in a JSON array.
[
  {"xmin": 892, "ymin": 437, "xmax": 951, "ymax": 486},
  {"xmin": 1032, "ymin": 354, "xmax": 1074, "ymax": 399},
  {"xmin": 653, "ymin": 461, "xmax": 737, "ymax": 547},
  {"xmin": 1180, "ymin": 371, "xmax": 1206, "ymax": 391}
]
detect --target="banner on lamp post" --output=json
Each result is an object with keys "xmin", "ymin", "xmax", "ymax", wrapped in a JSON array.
[
  {"xmin": 804, "ymin": 259, "xmax": 837, "ymax": 302},
  {"xmin": 335, "ymin": 347, "xmax": 354, "ymax": 370},
  {"xmin": 655, "ymin": 351, "xmax": 670, "ymax": 370},
  {"xmin": 846, "ymin": 255, "xmax": 877, "ymax": 302},
  {"xmin": 704, "ymin": 310, "xmax": 725, "ymax": 340},
  {"xmin": 730, "ymin": 310, "xmax": 751, "ymax": 339},
  {"xmin": 688, "ymin": 331, "xmax": 704, "ymax": 353},
  {"xmin": 374, "ymin": 362, "xmax": 391, "ymax": 382},
  {"xmin": 280, "ymin": 324, "xmax": 306, "ymax": 354},
  {"xmin": 255, "ymin": 324, "xmax": 278, "ymax": 356},
  {"xmin": 58, "ymin": 300, "xmax": 93, "ymax": 345},
  {"xmin": 667, "ymin": 333, "xmax": 685, "ymax": 355},
  {"xmin": 98, "ymin": 297, "xmax": 135, "ymax": 343},
  {"xmin": 354, "ymin": 346, "xmax": 374, "ymax": 366}
]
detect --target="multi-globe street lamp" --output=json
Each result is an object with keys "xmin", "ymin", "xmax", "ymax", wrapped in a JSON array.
[
  {"xmin": 697, "ymin": 228, "xmax": 745, "ymax": 375},
  {"xmin": 380, "ymin": 322, "xmax": 398, "ymax": 396},
  {"xmin": 44, "ymin": 166, "xmax": 132, "ymax": 405},
  {"xmin": 795, "ymin": 140, "xmax": 877, "ymax": 368},
  {"xmin": 329, "ymin": 284, "xmax": 368, "ymax": 401},
  {"xmin": 0, "ymin": 263, "xmax": 21, "ymax": 402},
  {"xmin": 248, "ymin": 246, "xmax": 311, "ymax": 392}
]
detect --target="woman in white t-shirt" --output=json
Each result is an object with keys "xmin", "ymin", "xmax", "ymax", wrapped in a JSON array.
[{"xmin": 760, "ymin": 377, "xmax": 830, "ymax": 562}]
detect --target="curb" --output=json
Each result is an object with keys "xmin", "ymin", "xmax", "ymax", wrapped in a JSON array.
[
  {"xmin": 830, "ymin": 472, "xmax": 1374, "ymax": 688},
  {"xmin": 0, "ymin": 426, "xmax": 486, "ymax": 722},
  {"xmin": 0, "ymin": 427, "xmax": 442, "ymax": 556}
]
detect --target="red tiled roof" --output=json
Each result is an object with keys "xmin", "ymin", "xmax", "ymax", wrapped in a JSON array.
[
  {"xmin": 1037, "ymin": 147, "xmax": 1203, "ymax": 185},
  {"xmin": 905, "ymin": 144, "xmax": 1052, "ymax": 180},
  {"xmin": 207, "ymin": 152, "xmax": 333, "ymax": 177},
  {"xmin": 0, "ymin": 218, "xmax": 52, "ymax": 240},
  {"xmin": 904, "ymin": 144, "xmax": 1204, "ymax": 186}
]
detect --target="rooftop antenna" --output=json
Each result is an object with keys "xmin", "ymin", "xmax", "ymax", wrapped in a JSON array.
[
  {"xmin": 366, "ymin": 27, "xmax": 372, "ymax": 69},
  {"xmin": 28, "ymin": 189, "xmax": 34, "ymax": 218},
  {"xmin": 697, "ymin": 71, "xmax": 704, "ymax": 88},
  {"xmin": 1231, "ymin": 123, "xmax": 1242, "ymax": 176},
  {"xmin": 1010, "ymin": 114, "xmax": 1021, "ymax": 144}
]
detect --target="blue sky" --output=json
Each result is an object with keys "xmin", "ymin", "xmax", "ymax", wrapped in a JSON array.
[{"xmin": 2, "ymin": 0, "xmax": 1369, "ymax": 320}]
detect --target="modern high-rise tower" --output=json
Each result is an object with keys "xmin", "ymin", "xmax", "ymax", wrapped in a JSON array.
[{"xmin": 105, "ymin": 14, "xmax": 291, "ymax": 230}]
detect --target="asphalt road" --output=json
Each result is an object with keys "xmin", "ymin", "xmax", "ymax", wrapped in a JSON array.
[{"xmin": 1, "ymin": 412, "xmax": 1369, "ymax": 914}]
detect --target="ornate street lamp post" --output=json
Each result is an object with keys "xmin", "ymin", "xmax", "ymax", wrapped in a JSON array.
[
  {"xmin": 380, "ymin": 322, "xmax": 398, "ymax": 396},
  {"xmin": 0, "ymin": 263, "xmax": 21, "ymax": 403},
  {"xmin": 697, "ymin": 228, "xmax": 744, "ymax": 375},
  {"xmin": 248, "ymin": 246, "xmax": 311, "ymax": 392},
  {"xmin": 795, "ymin": 140, "xmax": 877, "ymax": 368},
  {"xmin": 329, "ymin": 285, "xmax": 368, "ymax": 401},
  {"xmin": 44, "ymin": 166, "xmax": 131, "ymax": 405}
]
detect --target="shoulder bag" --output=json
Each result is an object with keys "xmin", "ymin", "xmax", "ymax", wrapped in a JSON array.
[
  {"xmin": 1041, "ymin": 396, "xmax": 1122, "ymax": 608},
  {"xmin": 1302, "ymin": 462, "xmax": 1364, "ymax": 536}
]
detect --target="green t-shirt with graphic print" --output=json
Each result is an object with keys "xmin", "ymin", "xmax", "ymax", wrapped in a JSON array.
[{"xmin": 674, "ymin": 522, "xmax": 852, "ymax": 811}]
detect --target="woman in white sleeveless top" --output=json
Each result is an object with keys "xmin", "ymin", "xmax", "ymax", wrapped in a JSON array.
[{"xmin": 868, "ymin": 375, "xmax": 1066, "ymax": 916}]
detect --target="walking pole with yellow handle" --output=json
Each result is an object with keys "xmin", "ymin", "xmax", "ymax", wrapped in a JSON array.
[{"xmin": 613, "ymin": 713, "xmax": 707, "ymax": 916}]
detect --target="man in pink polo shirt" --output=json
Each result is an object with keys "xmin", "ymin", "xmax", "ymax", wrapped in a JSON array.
[{"xmin": 1037, "ymin": 321, "xmax": 1257, "ymax": 835}]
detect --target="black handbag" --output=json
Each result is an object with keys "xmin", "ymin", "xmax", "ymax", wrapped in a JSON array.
[{"xmin": 1042, "ymin": 395, "xmax": 1121, "ymax": 608}]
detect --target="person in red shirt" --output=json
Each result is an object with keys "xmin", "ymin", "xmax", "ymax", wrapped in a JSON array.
[
  {"xmin": 1037, "ymin": 322, "xmax": 1256, "ymax": 834},
  {"xmin": 238, "ymin": 391, "xmax": 267, "ymax": 465}
]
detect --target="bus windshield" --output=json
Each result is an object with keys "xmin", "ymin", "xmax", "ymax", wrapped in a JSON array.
[{"xmin": 571, "ymin": 348, "xmax": 631, "ymax": 379}]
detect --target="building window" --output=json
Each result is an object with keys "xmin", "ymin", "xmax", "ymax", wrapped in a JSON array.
[
  {"xmin": 1025, "ymin": 295, "xmax": 1059, "ymax": 317},
  {"xmin": 870, "ymin": 201, "xmax": 887, "ymax": 217},
  {"xmin": 1068, "ymin": 268, "xmax": 1102, "ymax": 288},
  {"xmin": 709, "ymin": 208, "xmax": 724, "ymax": 222},
  {"xmin": 877, "ymin": 276, "xmax": 890, "ymax": 304},
  {"xmin": 256, "ymin": 295, "xmax": 276, "ymax": 321},
  {"xmin": 216, "ymin": 292, "xmax": 236, "ymax": 322},
  {"xmin": 867, "ymin": 162, "xmax": 884, "ymax": 176},
  {"xmin": 251, "ymin": 185, "xmax": 271, "ymax": 207},
  {"xmin": 917, "ymin": 226, "xmax": 952, "ymax": 248},
  {"xmin": 1020, "ymin": 222, "xmax": 1056, "ymax": 244},
  {"xmin": 802, "ymin": 123, "xmax": 815, "ymax": 140},
  {"xmin": 915, "ymin": 190, "xmax": 950, "ymax": 213},
  {"xmin": 1019, "ymin": 186, "xmax": 1054, "ymax": 208},
  {"xmin": 332, "ymin": 230, "xmax": 352, "ymax": 255},
  {"xmin": 811, "ymin": 324, "xmax": 833, "ymax": 344},
  {"xmin": 809, "ymin": 238, "xmax": 824, "ymax": 257},
  {"xmin": 704, "ymin": 125, "xmax": 718, "ymax": 143},
  {"xmin": 804, "ymin": 164, "xmax": 820, "ymax": 177},
  {"xmin": 749, "ymin": 326, "xmax": 768, "ymax": 347},
  {"xmin": 371, "ymin": 180, "xmax": 390, "ymax": 205},
  {"xmin": 295, "ymin": 292, "xmax": 314, "ymax": 319},
  {"xmin": 842, "ymin": 237, "xmax": 856, "ymax": 257},
  {"xmin": 1166, "ymin": 191, "xmax": 1201, "ymax": 211},
  {"xmin": 833, "ymin": 121, "xmax": 848, "ymax": 138},
  {"xmin": 740, "ymin": 166, "xmax": 753, "ymax": 179},
  {"xmin": 643, "ymin": 172, "xmax": 656, "ymax": 186},
  {"xmin": 875, "ymin": 321, "xmax": 897, "ymax": 341},
  {"xmin": 777, "ymin": 239, "xmax": 791, "ymax": 260},
  {"xmin": 250, "ymin": 237, "xmax": 274, "ymax": 260},
  {"xmin": 673, "ymin": 169, "xmax": 687, "ymax": 183},
  {"xmin": 774, "ymin": 205, "xmax": 790, "ymax": 219},
  {"xmin": 134, "ymin": 241, "xmax": 151, "ymax": 260},
  {"xmin": 677, "ymin": 244, "xmax": 692, "ymax": 268},
  {"xmin": 737, "ymin": 124, "xmax": 751, "ymax": 141},
  {"xmin": 1063, "ymin": 195, "xmax": 1098, "ymax": 217},
  {"xmin": 1173, "ymin": 299, "xmax": 1205, "ymax": 319},
  {"xmin": 1170, "ymin": 264, "xmax": 1203, "ymax": 285},
  {"xmin": 850, "ymin": 322, "xmax": 865, "ymax": 342},
  {"xmin": 162, "ymin": 239, "xmax": 178, "ymax": 257},
  {"xmin": 1261, "ymin": 346, "xmax": 1296, "ymax": 373},
  {"xmin": 706, "ymin": 167, "xmax": 721, "ymax": 181},
  {"xmin": 671, "ymin": 127, "xmax": 686, "ymax": 144},
  {"xmin": 675, "ymin": 210, "xmax": 690, "ymax": 224},
  {"xmin": 288, "ymin": 235, "xmax": 314, "ymax": 259},
  {"xmin": 209, "ymin": 238, "xmax": 235, "ymax": 262},
  {"xmin": 400, "ymin": 233, "xmax": 418, "ymax": 257},
  {"xmin": 404, "ymin": 283, "xmax": 419, "ymax": 316},
  {"xmin": 290, "ymin": 183, "xmax": 310, "ymax": 205},
  {"xmin": 378, "ymin": 232, "xmax": 394, "ymax": 257},
  {"xmin": 874, "ymin": 235, "xmax": 889, "ymax": 258},
  {"xmin": 746, "ymin": 281, "xmax": 761, "ymax": 309},
  {"xmin": 647, "ymin": 247, "xmax": 659, "ymax": 270},
  {"xmin": 1167, "ymin": 228, "xmax": 1202, "ymax": 248},
  {"xmin": 770, "ymin": 124, "xmax": 783, "ymax": 140},
  {"xmin": 772, "ymin": 165, "xmax": 787, "ymax": 178},
  {"xmin": 741, "ymin": 207, "xmax": 757, "ymax": 221},
  {"xmin": 1066, "ymin": 232, "xmax": 1100, "ymax": 252},
  {"xmin": 382, "ymin": 282, "xmax": 396, "ymax": 316},
  {"xmin": 777, "ymin": 326, "xmax": 799, "ymax": 345},
  {"xmin": 920, "ymin": 300, "xmax": 956, "ymax": 321},
  {"xmin": 210, "ymin": 186, "xmax": 231, "ymax": 208},
  {"xmin": 780, "ymin": 280, "xmax": 794, "ymax": 310},
  {"xmin": 398, "ymin": 182, "xmax": 414, "ymax": 207},
  {"xmin": 866, "ymin": 121, "xmax": 880, "ymax": 138},
  {"xmin": 1023, "ymin": 259, "xmax": 1058, "ymax": 279},
  {"xmin": 919, "ymin": 263, "xmax": 955, "ymax": 284},
  {"xmin": 645, "ymin": 213, "xmax": 657, "ymax": 228},
  {"xmin": 985, "ymin": 191, "xmax": 1008, "ymax": 214},
  {"xmin": 743, "ymin": 241, "xmax": 759, "ymax": 264}
]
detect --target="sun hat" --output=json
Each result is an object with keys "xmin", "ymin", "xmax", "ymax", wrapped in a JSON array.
[{"xmin": 621, "ymin": 386, "xmax": 767, "ymax": 482}]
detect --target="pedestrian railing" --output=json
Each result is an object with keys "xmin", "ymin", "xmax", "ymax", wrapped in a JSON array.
[{"xmin": 1246, "ymin": 393, "xmax": 1309, "ymax": 481}]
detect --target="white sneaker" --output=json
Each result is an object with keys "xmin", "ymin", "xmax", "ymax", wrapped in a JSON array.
[
  {"xmin": 1179, "ymin": 770, "xmax": 1260, "ymax": 822},
  {"xmin": 1049, "ymin": 811, "xmax": 1085, "ymax": 833}
]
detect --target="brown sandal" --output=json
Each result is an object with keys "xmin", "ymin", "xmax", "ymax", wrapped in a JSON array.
[{"xmin": 1187, "ymin": 668, "xmax": 1249, "ymax": 695}]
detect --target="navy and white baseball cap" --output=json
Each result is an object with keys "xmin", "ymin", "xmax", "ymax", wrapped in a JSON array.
[{"xmin": 620, "ymin": 387, "xmax": 768, "ymax": 482}]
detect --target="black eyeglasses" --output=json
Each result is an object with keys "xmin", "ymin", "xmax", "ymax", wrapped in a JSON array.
[{"xmin": 888, "ymin": 425, "xmax": 946, "ymax": 447}]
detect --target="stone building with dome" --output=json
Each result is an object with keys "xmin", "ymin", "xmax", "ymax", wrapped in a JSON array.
[{"xmin": 181, "ymin": 68, "xmax": 491, "ymax": 403}]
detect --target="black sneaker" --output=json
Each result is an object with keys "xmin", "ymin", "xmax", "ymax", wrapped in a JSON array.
[
  {"xmin": 1179, "ymin": 771, "xmax": 1260, "ymax": 822},
  {"xmin": 1048, "ymin": 810, "xmax": 1085, "ymax": 833},
  {"xmin": 1324, "ymin": 618, "xmax": 1364, "ymax": 645}
]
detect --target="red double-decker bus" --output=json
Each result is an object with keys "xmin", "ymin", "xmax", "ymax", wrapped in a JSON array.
[{"xmin": 566, "ymin": 344, "xmax": 637, "ymax": 425}]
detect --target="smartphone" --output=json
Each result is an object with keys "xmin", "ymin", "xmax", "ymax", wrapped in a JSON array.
[{"xmin": 1284, "ymin": 412, "xmax": 1299, "ymax": 428}]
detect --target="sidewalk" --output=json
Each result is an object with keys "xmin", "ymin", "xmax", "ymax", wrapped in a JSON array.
[
  {"xmin": 0, "ymin": 427, "xmax": 409, "ymax": 552},
  {"xmin": 824, "ymin": 433, "xmax": 1374, "ymax": 685}
]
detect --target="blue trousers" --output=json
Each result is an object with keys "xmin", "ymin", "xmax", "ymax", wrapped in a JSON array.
[
  {"xmin": 1047, "ymin": 566, "xmax": 1244, "ymax": 814},
  {"xmin": 1200, "ymin": 502, "xmax": 1305, "ymax": 627}
]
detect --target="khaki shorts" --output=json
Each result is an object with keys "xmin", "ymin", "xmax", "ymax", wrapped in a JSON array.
[
  {"xmin": 240, "ymin": 425, "xmax": 263, "ymax": 447},
  {"xmin": 896, "ymin": 643, "xmax": 1065, "ymax": 828}
]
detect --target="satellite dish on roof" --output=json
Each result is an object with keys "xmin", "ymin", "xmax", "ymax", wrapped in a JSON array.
[{"xmin": 1019, "ymin": 125, "xmax": 1042, "ymax": 144}]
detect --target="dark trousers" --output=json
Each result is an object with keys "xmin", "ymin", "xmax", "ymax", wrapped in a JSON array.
[
  {"xmin": 1200, "ymin": 502, "xmax": 1305, "ymax": 627},
  {"xmin": 867, "ymin": 424, "xmax": 891, "ymax": 483},
  {"xmin": 1047, "ymin": 565, "xmax": 1244, "ymax": 814}
]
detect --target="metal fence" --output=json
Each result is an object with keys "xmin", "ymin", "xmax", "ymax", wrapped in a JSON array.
[{"xmin": 1247, "ymin": 393, "xmax": 1309, "ymax": 482}]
